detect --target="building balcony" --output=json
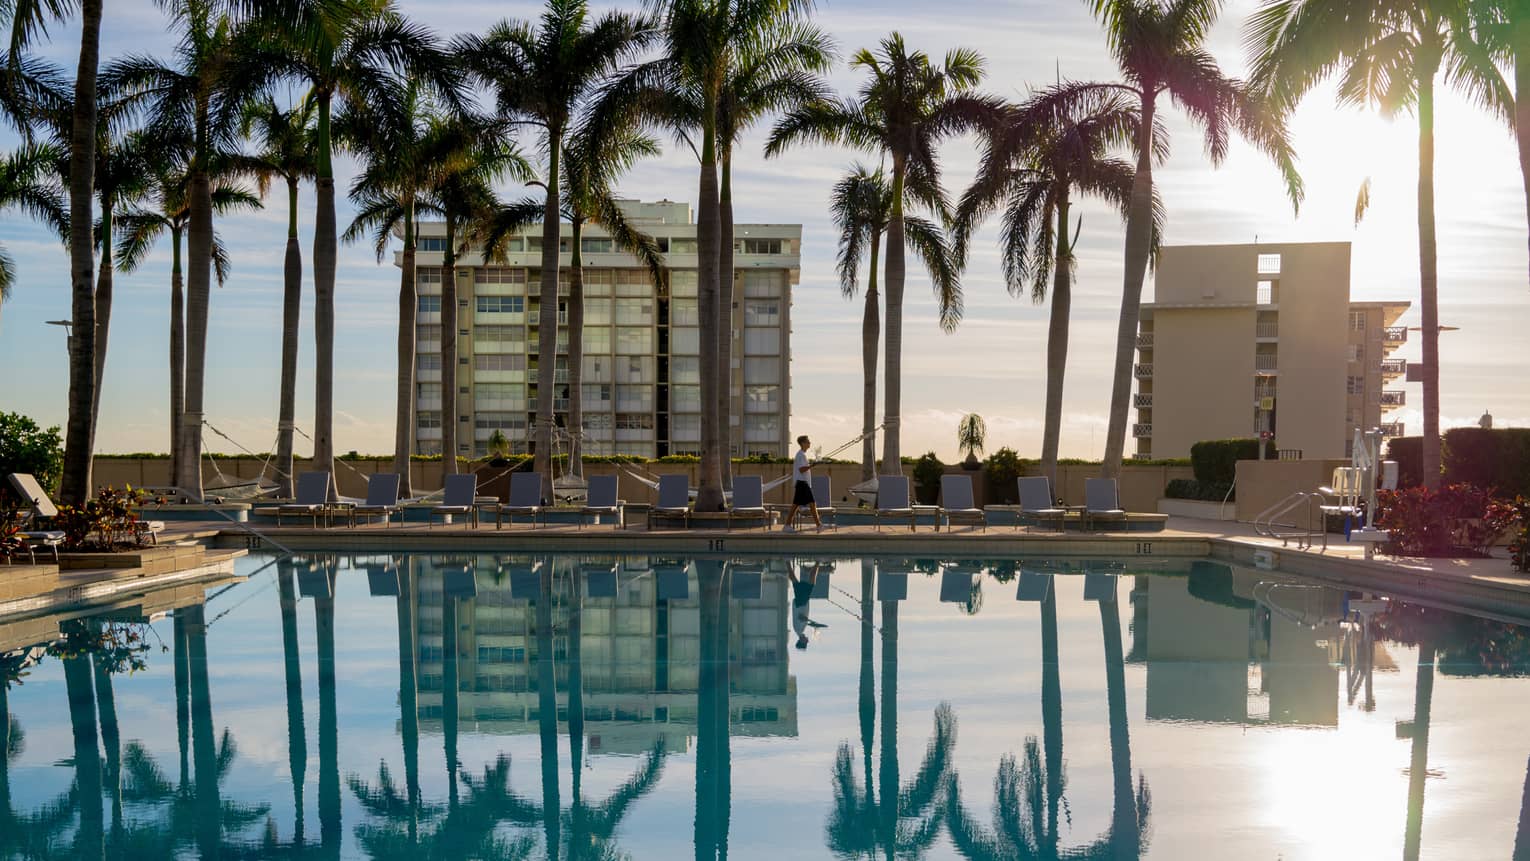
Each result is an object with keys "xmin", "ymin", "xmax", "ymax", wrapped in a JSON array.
[
  {"xmin": 1255, "ymin": 321, "xmax": 1279, "ymax": 339},
  {"xmin": 1254, "ymin": 354, "xmax": 1278, "ymax": 372},
  {"xmin": 1132, "ymin": 423, "xmax": 1152, "ymax": 438},
  {"xmin": 1380, "ymin": 358, "xmax": 1406, "ymax": 378},
  {"xmin": 1381, "ymin": 390, "xmax": 1406, "ymax": 407},
  {"xmin": 1380, "ymin": 421, "xmax": 1405, "ymax": 437},
  {"xmin": 1133, "ymin": 392, "xmax": 1153, "ymax": 409},
  {"xmin": 1383, "ymin": 326, "xmax": 1407, "ymax": 344},
  {"xmin": 1136, "ymin": 332, "xmax": 1153, "ymax": 349},
  {"xmin": 1133, "ymin": 363, "xmax": 1153, "ymax": 379}
]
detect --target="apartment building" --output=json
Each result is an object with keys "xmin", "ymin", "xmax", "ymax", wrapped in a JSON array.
[
  {"xmin": 402, "ymin": 200, "xmax": 799, "ymax": 458},
  {"xmin": 1134, "ymin": 242, "xmax": 1409, "ymax": 460}
]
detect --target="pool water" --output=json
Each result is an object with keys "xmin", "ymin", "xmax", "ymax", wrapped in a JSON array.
[{"xmin": 2, "ymin": 552, "xmax": 1528, "ymax": 860}]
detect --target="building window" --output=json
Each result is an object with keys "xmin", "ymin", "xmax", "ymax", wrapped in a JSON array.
[
  {"xmin": 616, "ymin": 327, "xmax": 653, "ymax": 355},
  {"xmin": 475, "ymin": 383, "xmax": 527, "ymax": 409},
  {"xmin": 1347, "ymin": 344, "xmax": 1362, "ymax": 363},
  {"xmin": 671, "ymin": 356, "xmax": 700, "ymax": 385},
  {"xmin": 616, "ymin": 384, "xmax": 652, "ymax": 412},
  {"xmin": 671, "ymin": 298, "xmax": 699, "ymax": 326},
  {"xmin": 418, "ymin": 295, "xmax": 442, "ymax": 313},
  {"xmin": 744, "ymin": 385, "xmax": 778, "ymax": 413},
  {"xmin": 744, "ymin": 357, "xmax": 779, "ymax": 385},
  {"xmin": 581, "ymin": 237, "xmax": 614, "ymax": 253},
  {"xmin": 739, "ymin": 238, "xmax": 782, "ymax": 255},
  {"xmin": 477, "ymin": 295, "xmax": 525, "ymax": 314},
  {"xmin": 416, "ymin": 323, "xmax": 442, "ymax": 342},
  {"xmin": 669, "ymin": 238, "xmax": 698, "ymax": 254},
  {"xmin": 742, "ymin": 270, "xmax": 783, "ymax": 298},
  {"xmin": 671, "ymin": 414, "xmax": 701, "ymax": 441},
  {"xmin": 416, "ymin": 267, "xmax": 442, "ymax": 285},
  {"xmin": 744, "ymin": 327, "xmax": 780, "ymax": 355},
  {"xmin": 743, "ymin": 413, "xmax": 779, "ymax": 441},
  {"xmin": 419, "ymin": 237, "xmax": 447, "ymax": 252},
  {"xmin": 670, "ymin": 327, "xmax": 699, "ymax": 354},
  {"xmin": 582, "ymin": 412, "xmax": 612, "ymax": 430},
  {"xmin": 583, "ymin": 326, "xmax": 611, "ymax": 353},
  {"xmin": 474, "ymin": 354, "xmax": 527, "ymax": 372},
  {"xmin": 1350, "ymin": 310, "xmax": 1366, "ymax": 331},
  {"xmin": 615, "ymin": 298, "xmax": 653, "ymax": 325},
  {"xmin": 583, "ymin": 384, "xmax": 613, "ymax": 409},
  {"xmin": 671, "ymin": 384, "xmax": 701, "ymax": 412},
  {"xmin": 619, "ymin": 356, "xmax": 653, "ymax": 383},
  {"xmin": 417, "ymin": 411, "xmax": 442, "ymax": 429},
  {"xmin": 1256, "ymin": 280, "xmax": 1275, "ymax": 305},
  {"xmin": 1257, "ymin": 253, "xmax": 1281, "ymax": 275},
  {"xmin": 474, "ymin": 412, "xmax": 526, "ymax": 431},
  {"xmin": 475, "ymin": 267, "xmax": 526, "ymax": 285},
  {"xmin": 744, "ymin": 300, "xmax": 780, "ymax": 327},
  {"xmin": 1347, "ymin": 375, "xmax": 1364, "ymax": 395},
  {"xmin": 669, "ymin": 270, "xmax": 698, "ymax": 297},
  {"xmin": 616, "ymin": 413, "xmax": 654, "ymax": 429},
  {"xmin": 417, "ymin": 354, "xmax": 442, "ymax": 370}
]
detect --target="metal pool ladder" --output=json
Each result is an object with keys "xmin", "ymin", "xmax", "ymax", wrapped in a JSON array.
[{"xmin": 1253, "ymin": 491, "xmax": 1325, "ymax": 550}]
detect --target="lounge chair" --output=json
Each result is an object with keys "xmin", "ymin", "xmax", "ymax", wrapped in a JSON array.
[
  {"xmin": 811, "ymin": 475, "xmax": 837, "ymax": 531},
  {"xmin": 1084, "ymin": 477, "xmax": 1127, "ymax": 531},
  {"xmin": 579, "ymin": 474, "xmax": 622, "ymax": 529},
  {"xmin": 429, "ymin": 474, "xmax": 480, "ymax": 528},
  {"xmin": 277, "ymin": 472, "xmax": 335, "ymax": 527},
  {"xmin": 4, "ymin": 473, "xmax": 65, "ymax": 562},
  {"xmin": 496, "ymin": 473, "xmax": 544, "ymax": 529},
  {"xmin": 729, "ymin": 476, "xmax": 768, "ymax": 530},
  {"xmin": 939, "ymin": 474, "xmax": 986, "ymax": 532},
  {"xmin": 874, "ymin": 476, "xmax": 917, "ymax": 532},
  {"xmin": 348, "ymin": 473, "xmax": 401, "ymax": 527},
  {"xmin": 1018, "ymin": 476, "xmax": 1066, "ymax": 532},
  {"xmin": 650, "ymin": 474, "xmax": 690, "ymax": 530}
]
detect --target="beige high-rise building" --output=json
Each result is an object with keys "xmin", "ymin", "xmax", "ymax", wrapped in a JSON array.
[
  {"xmin": 1134, "ymin": 241, "xmax": 1409, "ymax": 460},
  {"xmin": 402, "ymin": 200, "xmax": 800, "ymax": 459}
]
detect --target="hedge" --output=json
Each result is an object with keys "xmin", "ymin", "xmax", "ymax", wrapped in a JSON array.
[
  {"xmin": 1189, "ymin": 438, "xmax": 1275, "ymax": 485},
  {"xmin": 1387, "ymin": 429, "xmax": 1530, "ymax": 498},
  {"xmin": 1164, "ymin": 478, "xmax": 1235, "ymax": 502}
]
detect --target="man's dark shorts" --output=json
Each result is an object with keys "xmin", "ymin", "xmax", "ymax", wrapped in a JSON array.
[{"xmin": 793, "ymin": 480, "xmax": 815, "ymax": 506}]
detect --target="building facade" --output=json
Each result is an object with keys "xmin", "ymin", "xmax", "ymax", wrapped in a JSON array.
[
  {"xmin": 402, "ymin": 200, "xmax": 799, "ymax": 459},
  {"xmin": 1134, "ymin": 242, "xmax": 1408, "ymax": 460}
]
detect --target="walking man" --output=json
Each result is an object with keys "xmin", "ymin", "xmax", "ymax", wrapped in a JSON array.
[{"xmin": 783, "ymin": 434, "xmax": 821, "ymax": 532}]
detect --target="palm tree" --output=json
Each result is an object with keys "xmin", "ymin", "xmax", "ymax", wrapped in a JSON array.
[
  {"xmin": 0, "ymin": 142, "xmax": 66, "ymax": 333},
  {"xmin": 5, "ymin": 0, "xmax": 108, "ymax": 503},
  {"xmin": 954, "ymin": 86, "xmax": 1151, "ymax": 487},
  {"xmin": 244, "ymin": 96, "xmax": 316, "ymax": 499},
  {"xmin": 1070, "ymin": 0, "xmax": 1302, "ymax": 477},
  {"xmin": 457, "ymin": 0, "xmax": 651, "ymax": 500},
  {"xmin": 768, "ymin": 33, "xmax": 989, "ymax": 477},
  {"xmin": 1473, "ymin": 2, "xmax": 1530, "ymax": 287},
  {"xmin": 829, "ymin": 163, "xmax": 955, "ymax": 482},
  {"xmin": 243, "ymin": 0, "xmax": 462, "ymax": 487},
  {"xmin": 1246, "ymin": 0, "xmax": 1508, "ymax": 489},
  {"xmin": 116, "ymin": 157, "xmax": 259, "ymax": 490}
]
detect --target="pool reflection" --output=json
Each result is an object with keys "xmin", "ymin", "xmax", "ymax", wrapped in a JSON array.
[{"xmin": 2, "ymin": 554, "xmax": 1530, "ymax": 858}]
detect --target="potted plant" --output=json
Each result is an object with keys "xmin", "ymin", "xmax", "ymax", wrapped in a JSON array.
[
  {"xmin": 957, "ymin": 413, "xmax": 986, "ymax": 470},
  {"xmin": 486, "ymin": 429, "xmax": 512, "ymax": 467}
]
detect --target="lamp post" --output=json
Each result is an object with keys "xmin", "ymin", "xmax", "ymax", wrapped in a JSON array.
[{"xmin": 45, "ymin": 319, "xmax": 73, "ymax": 359}]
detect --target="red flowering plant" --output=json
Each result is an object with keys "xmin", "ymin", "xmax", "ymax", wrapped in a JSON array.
[
  {"xmin": 1376, "ymin": 483, "xmax": 1520, "ymax": 558},
  {"xmin": 1507, "ymin": 497, "xmax": 1530, "ymax": 574},
  {"xmin": 53, "ymin": 485, "xmax": 150, "ymax": 551},
  {"xmin": 0, "ymin": 496, "xmax": 26, "ymax": 562}
]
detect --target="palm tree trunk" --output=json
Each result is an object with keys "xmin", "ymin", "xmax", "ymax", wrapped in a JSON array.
[
  {"xmin": 441, "ymin": 219, "xmax": 459, "ymax": 475},
  {"xmin": 442, "ymin": 580, "xmax": 460, "ymax": 808},
  {"xmin": 169, "ymin": 227, "xmax": 184, "ymax": 484},
  {"xmin": 276, "ymin": 178, "xmax": 303, "ymax": 498},
  {"xmin": 173, "ymin": 612, "xmax": 190, "ymax": 787},
  {"xmin": 90, "ymin": 199, "xmax": 113, "ymax": 451},
  {"xmin": 1513, "ymin": 755, "xmax": 1530, "ymax": 861},
  {"xmin": 1102, "ymin": 94, "xmax": 1157, "ymax": 478},
  {"xmin": 861, "ymin": 233, "xmax": 881, "ymax": 481},
  {"xmin": 1416, "ymin": 70, "xmax": 1442, "ymax": 491},
  {"xmin": 535, "ymin": 129, "xmax": 563, "ymax": 502},
  {"xmin": 63, "ymin": 653, "xmax": 103, "ymax": 857},
  {"xmin": 393, "ymin": 204, "xmax": 416, "ymax": 498},
  {"xmin": 1100, "ymin": 592, "xmax": 1141, "ymax": 856},
  {"xmin": 176, "ymin": 151, "xmax": 214, "ymax": 496},
  {"xmin": 1041, "ymin": 195, "xmax": 1072, "ymax": 486},
  {"xmin": 396, "ymin": 560, "xmax": 420, "ymax": 843},
  {"xmin": 858, "ymin": 561, "xmax": 876, "ymax": 795},
  {"xmin": 1403, "ymin": 639, "xmax": 1436, "ymax": 861},
  {"xmin": 878, "ymin": 598, "xmax": 899, "ymax": 861},
  {"xmin": 695, "ymin": 102, "xmax": 725, "ymax": 511},
  {"xmin": 536, "ymin": 564, "xmax": 561, "ymax": 857},
  {"xmin": 880, "ymin": 157, "xmax": 906, "ymax": 477},
  {"xmin": 1040, "ymin": 587, "xmax": 1063, "ymax": 853},
  {"xmin": 717, "ymin": 154, "xmax": 735, "ymax": 487},
  {"xmin": 277, "ymin": 563, "xmax": 307, "ymax": 844},
  {"xmin": 186, "ymin": 603, "xmax": 220, "ymax": 858},
  {"xmin": 316, "ymin": 575, "xmax": 340, "ymax": 853},
  {"xmin": 91, "ymin": 646, "xmax": 123, "ymax": 838},
  {"xmin": 1516, "ymin": 54, "xmax": 1530, "ymax": 289},
  {"xmin": 60, "ymin": 0, "xmax": 103, "ymax": 505},
  {"xmin": 312, "ymin": 94, "xmax": 337, "ymax": 484},
  {"xmin": 568, "ymin": 220, "xmax": 586, "ymax": 478}
]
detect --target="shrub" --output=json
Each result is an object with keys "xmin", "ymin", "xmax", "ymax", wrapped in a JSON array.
[
  {"xmin": 1376, "ymin": 484, "xmax": 1518, "ymax": 557},
  {"xmin": 1386, "ymin": 436, "xmax": 1423, "ymax": 487},
  {"xmin": 1442, "ymin": 428, "xmax": 1530, "ymax": 499},
  {"xmin": 984, "ymin": 447, "xmax": 1025, "ymax": 504},
  {"xmin": 1164, "ymin": 478, "xmax": 1234, "ymax": 502},
  {"xmin": 1189, "ymin": 438, "xmax": 1273, "ymax": 485},
  {"xmin": 1507, "ymin": 498, "xmax": 1530, "ymax": 574},
  {"xmin": 911, "ymin": 452, "xmax": 944, "ymax": 504},
  {"xmin": 0, "ymin": 412, "xmax": 64, "ymax": 498},
  {"xmin": 53, "ymin": 486, "xmax": 151, "ymax": 551}
]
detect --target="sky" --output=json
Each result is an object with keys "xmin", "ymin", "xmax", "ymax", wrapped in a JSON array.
[{"xmin": 1, "ymin": 0, "xmax": 1527, "ymax": 463}]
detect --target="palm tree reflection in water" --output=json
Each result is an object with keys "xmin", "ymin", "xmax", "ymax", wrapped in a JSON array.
[
  {"xmin": 945, "ymin": 580, "xmax": 1150, "ymax": 860},
  {"xmin": 827, "ymin": 560, "xmax": 957, "ymax": 860}
]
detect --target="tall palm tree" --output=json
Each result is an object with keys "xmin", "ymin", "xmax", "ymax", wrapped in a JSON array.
[
  {"xmin": 5, "ymin": 0, "xmax": 108, "ymax": 503},
  {"xmin": 1473, "ymin": 1, "xmax": 1530, "ymax": 287},
  {"xmin": 1247, "ymin": 0, "xmax": 1508, "ymax": 489},
  {"xmin": 955, "ymin": 86, "xmax": 1151, "ymax": 487},
  {"xmin": 829, "ymin": 163, "xmax": 954, "ymax": 482},
  {"xmin": 768, "ymin": 33, "xmax": 988, "ymax": 476},
  {"xmin": 0, "ymin": 141, "xmax": 66, "ymax": 333},
  {"xmin": 116, "ymin": 158, "xmax": 259, "ymax": 489},
  {"xmin": 1068, "ymin": 0, "xmax": 1302, "ymax": 477},
  {"xmin": 107, "ymin": 0, "xmax": 254, "ymax": 497},
  {"xmin": 244, "ymin": 96, "xmax": 316, "ymax": 499},
  {"xmin": 243, "ymin": 0, "xmax": 462, "ymax": 487},
  {"xmin": 457, "ymin": 0, "xmax": 651, "ymax": 500}
]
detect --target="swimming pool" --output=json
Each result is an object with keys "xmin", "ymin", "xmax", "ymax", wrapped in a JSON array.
[{"xmin": 1, "ymin": 551, "xmax": 1526, "ymax": 859}]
